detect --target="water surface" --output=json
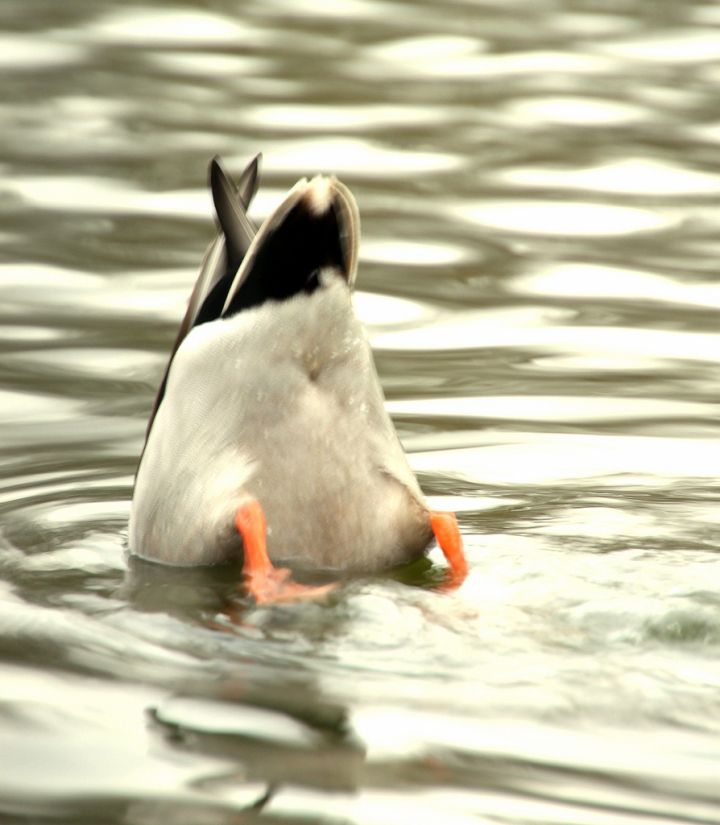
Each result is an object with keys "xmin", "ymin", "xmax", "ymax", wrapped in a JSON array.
[{"xmin": 2, "ymin": 1, "xmax": 720, "ymax": 823}]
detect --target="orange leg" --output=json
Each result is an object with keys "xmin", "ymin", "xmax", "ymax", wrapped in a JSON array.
[
  {"xmin": 430, "ymin": 510, "xmax": 468, "ymax": 590},
  {"xmin": 235, "ymin": 499, "xmax": 335, "ymax": 604}
]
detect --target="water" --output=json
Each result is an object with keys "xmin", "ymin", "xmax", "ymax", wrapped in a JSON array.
[{"xmin": 2, "ymin": 0, "xmax": 720, "ymax": 822}]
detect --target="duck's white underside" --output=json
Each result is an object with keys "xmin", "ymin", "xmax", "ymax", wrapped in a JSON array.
[{"xmin": 129, "ymin": 278, "xmax": 431, "ymax": 570}]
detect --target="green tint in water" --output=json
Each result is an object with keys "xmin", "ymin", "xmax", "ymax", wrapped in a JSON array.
[{"xmin": 2, "ymin": 0, "xmax": 720, "ymax": 823}]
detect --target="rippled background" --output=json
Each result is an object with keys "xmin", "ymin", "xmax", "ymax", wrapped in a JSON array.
[{"xmin": 3, "ymin": 1, "xmax": 720, "ymax": 822}]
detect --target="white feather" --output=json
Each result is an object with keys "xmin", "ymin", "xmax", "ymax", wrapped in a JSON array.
[
  {"xmin": 130, "ymin": 277, "xmax": 430, "ymax": 569},
  {"xmin": 304, "ymin": 176, "xmax": 334, "ymax": 216}
]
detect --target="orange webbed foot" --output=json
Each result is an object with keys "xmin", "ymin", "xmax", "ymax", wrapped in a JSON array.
[
  {"xmin": 430, "ymin": 510, "xmax": 468, "ymax": 591},
  {"xmin": 235, "ymin": 499, "xmax": 335, "ymax": 605}
]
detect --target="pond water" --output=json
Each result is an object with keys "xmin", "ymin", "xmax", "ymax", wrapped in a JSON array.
[{"xmin": 3, "ymin": 1, "xmax": 720, "ymax": 822}]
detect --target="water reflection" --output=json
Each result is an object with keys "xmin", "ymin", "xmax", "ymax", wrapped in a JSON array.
[
  {"xmin": 79, "ymin": 8, "xmax": 254, "ymax": 45},
  {"xmin": 499, "ymin": 158, "xmax": 720, "ymax": 195},
  {"xmin": 453, "ymin": 199, "xmax": 674, "ymax": 236},
  {"xmin": 253, "ymin": 138, "xmax": 462, "ymax": 177},
  {"xmin": 502, "ymin": 95, "xmax": 647, "ymax": 125},
  {"xmin": 3, "ymin": 0, "xmax": 720, "ymax": 822},
  {"xmin": 0, "ymin": 35, "xmax": 85, "ymax": 70},
  {"xmin": 596, "ymin": 28, "xmax": 720, "ymax": 64},
  {"xmin": 512, "ymin": 261, "xmax": 720, "ymax": 308}
]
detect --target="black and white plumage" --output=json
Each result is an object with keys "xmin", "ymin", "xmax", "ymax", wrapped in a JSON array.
[{"xmin": 130, "ymin": 156, "xmax": 434, "ymax": 574}]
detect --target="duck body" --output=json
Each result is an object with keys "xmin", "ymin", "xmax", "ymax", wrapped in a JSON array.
[
  {"xmin": 129, "ymin": 158, "xmax": 442, "ymax": 584},
  {"xmin": 130, "ymin": 275, "xmax": 431, "ymax": 570}
]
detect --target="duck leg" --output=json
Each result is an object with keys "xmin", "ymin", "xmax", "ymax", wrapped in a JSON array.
[
  {"xmin": 235, "ymin": 499, "xmax": 335, "ymax": 604},
  {"xmin": 430, "ymin": 511, "xmax": 468, "ymax": 590}
]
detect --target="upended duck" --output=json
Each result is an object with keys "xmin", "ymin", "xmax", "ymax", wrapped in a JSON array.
[{"xmin": 129, "ymin": 154, "xmax": 467, "ymax": 603}]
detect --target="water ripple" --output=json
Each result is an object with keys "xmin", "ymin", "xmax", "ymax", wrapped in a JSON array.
[{"xmin": 3, "ymin": 0, "xmax": 720, "ymax": 821}]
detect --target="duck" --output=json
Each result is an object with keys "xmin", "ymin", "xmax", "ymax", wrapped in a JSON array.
[{"xmin": 129, "ymin": 154, "xmax": 467, "ymax": 603}]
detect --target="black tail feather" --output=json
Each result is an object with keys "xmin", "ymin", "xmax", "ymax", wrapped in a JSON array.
[{"xmin": 223, "ymin": 189, "xmax": 347, "ymax": 317}]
